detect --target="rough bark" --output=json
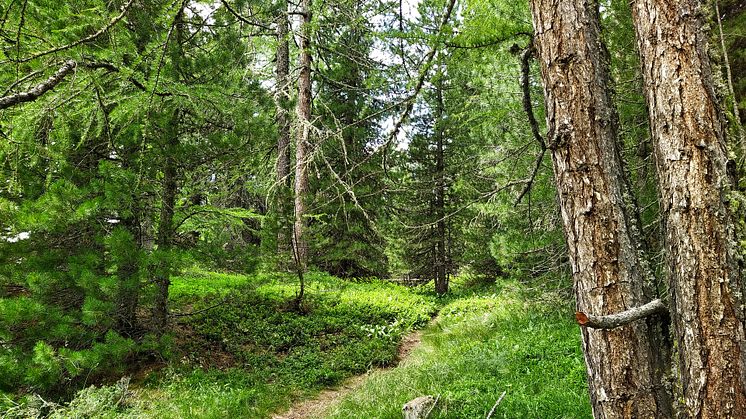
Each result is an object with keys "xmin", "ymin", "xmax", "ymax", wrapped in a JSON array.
[
  {"xmin": 630, "ymin": 1, "xmax": 746, "ymax": 416},
  {"xmin": 529, "ymin": 1, "xmax": 672, "ymax": 417},
  {"xmin": 275, "ymin": 1, "xmax": 292, "ymax": 258},
  {"xmin": 293, "ymin": 0, "xmax": 312, "ymax": 278}
]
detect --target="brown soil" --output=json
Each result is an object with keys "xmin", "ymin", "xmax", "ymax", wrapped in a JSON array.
[{"xmin": 271, "ymin": 330, "xmax": 424, "ymax": 419}]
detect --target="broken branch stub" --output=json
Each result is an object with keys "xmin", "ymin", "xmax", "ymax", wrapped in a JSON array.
[{"xmin": 576, "ymin": 298, "xmax": 667, "ymax": 329}]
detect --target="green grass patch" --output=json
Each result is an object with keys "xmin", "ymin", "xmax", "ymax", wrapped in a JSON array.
[
  {"xmin": 325, "ymin": 283, "xmax": 591, "ymax": 418},
  {"xmin": 30, "ymin": 272, "xmax": 590, "ymax": 418},
  {"xmin": 125, "ymin": 270, "xmax": 437, "ymax": 418}
]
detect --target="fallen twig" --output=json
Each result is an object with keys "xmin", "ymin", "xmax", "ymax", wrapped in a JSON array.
[
  {"xmin": 486, "ymin": 391, "xmax": 506, "ymax": 419},
  {"xmin": 424, "ymin": 394, "xmax": 440, "ymax": 418}
]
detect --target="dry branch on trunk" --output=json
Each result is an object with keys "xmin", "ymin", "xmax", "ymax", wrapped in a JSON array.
[{"xmin": 575, "ymin": 299, "xmax": 666, "ymax": 330}]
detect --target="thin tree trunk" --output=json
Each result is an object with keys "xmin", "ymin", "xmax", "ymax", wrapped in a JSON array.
[
  {"xmin": 275, "ymin": 1, "xmax": 292, "ymax": 258},
  {"xmin": 714, "ymin": 0, "xmax": 746, "ymax": 160},
  {"xmin": 115, "ymin": 208, "xmax": 142, "ymax": 334},
  {"xmin": 434, "ymin": 78, "xmax": 447, "ymax": 295},
  {"xmin": 293, "ymin": 0, "xmax": 312, "ymax": 288},
  {"xmin": 153, "ymin": 109, "xmax": 179, "ymax": 332},
  {"xmin": 630, "ymin": 1, "xmax": 746, "ymax": 416},
  {"xmin": 153, "ymin": 5, "xmax": 186, "ymax": 331},
  {"xmin": 529, "ymin": 1, "xmax": 672, "ymax": 417}
]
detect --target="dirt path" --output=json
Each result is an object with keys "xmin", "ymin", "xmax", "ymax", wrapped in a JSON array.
[{"xmin": 271, "ymin": 330, "xmax": 424, "ymax": 419}]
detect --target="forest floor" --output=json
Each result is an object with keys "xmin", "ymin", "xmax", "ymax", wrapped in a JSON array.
[
  {"xmin": 272, "ymin": 330, "xmax": 424, "ymax": 419},
  {"xmin": 18, "ymin": 268, "xmax": 592, "ymax": 418}
]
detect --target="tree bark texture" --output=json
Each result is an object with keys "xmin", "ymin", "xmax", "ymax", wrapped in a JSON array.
[
  {"xmin": 275, "ymin": 2, "xmax": 292, "ymax": 257},
  {"xmin": 630, "ymin": 1, "xmax": 746, "ymax": 416},
  {"xmin": 293, "ymin": 0, "xmax": 312, "ymax": 273},
  {"xmin": 529, "ymin": 1, "xmax": 671, "ymax": 417}
]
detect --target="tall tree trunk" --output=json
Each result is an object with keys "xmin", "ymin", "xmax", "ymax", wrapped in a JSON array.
[
  {"xmin": 529, "ymin": 1, "xmax": 671, "ymax": 417},
  {"xmin": 434, "ymin": 78, "xmax": 447, "ymax": 295},
  {"xmin": 114, "ymin": 209, "xmax": 141, "ymax": 334},
  {"xmin": 153, "ymin": 4, "xmax": 186, "ymax": 331},
  {"xmin": 153, "ymin": 109, "xmax": 179, "ymax": 332},
  {"xmin": 275, "ymin": 1, "xmax": 292, "ymax": 258},
  {"xmin": 293, "ymin": 0, "xmax": 312, "ymax": 296},
  {"xmin": 630, "ymin": 1, "xmax": 746, "ymax": 416}
]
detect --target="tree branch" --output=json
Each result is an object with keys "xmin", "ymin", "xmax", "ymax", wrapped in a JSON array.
[
  {"xmin": 386, "ymin": 0, "xmax": 458, "ymax": 145},
  {"xmin": 0, "ymin": 60, "xmax": 76, "ymax": 110},
  {"xmin": 16, "ymin": 0, "xmax": 135, "ymax": 63},
  {"xmin": 575, "ymin": 299, "xmax": 666, "ymax": 329},
  {"xmin": 445, "ymin": 31, "xmax": 532, "ymax": 49},
  {"xmin": 519, "ymin": 45, "xmax": 544, "ymax": 149},
  {"xmin": 219, "ymin": 0, "xmax": 273, "ymax": 31},
  {"xmin": 514, "ymin": 44, "xmax": 546, "ymax": 206}
]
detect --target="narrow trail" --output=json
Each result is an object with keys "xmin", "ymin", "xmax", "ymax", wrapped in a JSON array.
[{"xmin": 271, "ymin": 330, "xmax": 424, "ymax": 419}]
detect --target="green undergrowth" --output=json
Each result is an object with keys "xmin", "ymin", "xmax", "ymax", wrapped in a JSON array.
[
  {"xmin": 44, "ymin": 268, "xmax": 438, "ymax": 418},
  {"xmin": 14, "ymin": 270, "xmax": 590, "ymax": 418},
  {"xmin": 325, "ymin": 283, "xmax": 591, "ymax": 418}
]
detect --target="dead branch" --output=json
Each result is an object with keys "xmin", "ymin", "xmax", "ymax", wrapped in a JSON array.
[
  {"xmin": 0, "ymin": 60, "xmax": 76, "ymax": 110},
  {"xmin": 575, "ymin": 299, "xmax": 667, "ymax": 329},
  {"xmin": 486, "ymin": 391, "xmax": 507, "ymax": 419},
  {"xmin": 515, "ymin": 44, "xmax": 546, "ymax": 206}
]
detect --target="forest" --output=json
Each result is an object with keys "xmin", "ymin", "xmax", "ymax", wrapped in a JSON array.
[{"xmin": 1, "ymin": 0, "xmax": 745, "ymax": 417}]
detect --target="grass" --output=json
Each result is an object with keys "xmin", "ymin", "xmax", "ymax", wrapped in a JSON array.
[
  {"xmin": 325, "ymin": 283, "xmax": 591, "ymax": 418},
  {"xmin": 24, "ymin": 269, "xmax": 590, "ymax": 418},
  {"xmin": 123, "ymin": 268, "xmax": 438, "ymax": 418}
]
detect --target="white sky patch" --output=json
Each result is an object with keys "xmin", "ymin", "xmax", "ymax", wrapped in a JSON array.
[
  {"xmin": 5, "ymin": 231, "xmax": 30, "ymax": 243},
  {"xmin": 372, "ymin": 0, "xmax": 423, "ymax": 151},
  {"xmin": 189, "ymin": 1, "xmax": 219, "ymax": 24}
]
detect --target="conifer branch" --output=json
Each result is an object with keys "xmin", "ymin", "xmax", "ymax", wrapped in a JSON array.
[
  {"xmin": 0, "ymin": 60, "xmax": 76, "ymax": 110},
  {"xmin": 515, "ymin": 44, "xmax": 546, "ymax": 206},
  {"xmin": 16, "ymin": 0, "xmax": 135, "ymax": 63},
  {"xmin": 220, "ymin": 0, "xmax": 273, "ymax": 31}
]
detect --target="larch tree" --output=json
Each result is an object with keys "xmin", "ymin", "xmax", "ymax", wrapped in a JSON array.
[
  {"xmin": 433, "ymin": 75, "xmax": 447, "ymax": 295},
  {"xmin": 275, "ymin": 0, "xmax": 292, "ymax": 259},
  {"xmin": 293, "ymin": 0, "xmax": 313, "ymax": 302},
  {"xmin": 630, "ymin": 0, "xmax": 746, "ymax": 416},
  {"xmin": 529, "ymin": 0, "xmax": 671, "ymax": 416},
  {"xmin": 152, "ymin": 1, "xmax": 188, "ymax": 332}
]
